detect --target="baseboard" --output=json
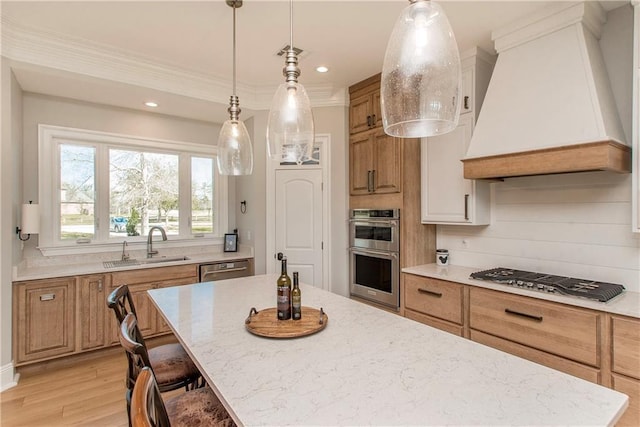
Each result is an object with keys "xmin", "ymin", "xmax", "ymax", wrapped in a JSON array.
[{"xmin": 0, "ymin": 361, "xmax": 19, "ymax": 392}]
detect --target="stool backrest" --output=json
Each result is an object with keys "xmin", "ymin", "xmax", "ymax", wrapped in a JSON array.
[
  {"xmin": 107, "ymin": 284, "xmax": 138, "ymax": 324},
  {"xmin": 131, "ymin": 367, "xmax": 171, "ymax": 427},
  {"xmin": 119, "ymin": 313, "xmax": 153, "ymax": 391}
]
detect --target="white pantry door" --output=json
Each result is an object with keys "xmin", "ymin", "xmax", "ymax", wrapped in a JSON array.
[{"xmin": 274, "ymin": 169, "xmax": 323, "ymax": 287}]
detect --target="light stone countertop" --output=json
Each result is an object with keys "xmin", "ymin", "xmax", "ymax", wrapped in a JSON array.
[
  {"xmin": 148, "ymin": 274, "xmax": 628, "ymax": 427},
  {"xmin": 13, "ymin": 248, "xmax": 254, "ymax": 282},
  {"xmin": 403, "ymin": 264, "xmax": 640, "ymax": 319}
]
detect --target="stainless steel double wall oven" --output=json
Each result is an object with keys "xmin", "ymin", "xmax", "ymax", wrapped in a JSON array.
[{"xmin": 349, "ymin": 209, "xmax": 400, "ymax": 310}]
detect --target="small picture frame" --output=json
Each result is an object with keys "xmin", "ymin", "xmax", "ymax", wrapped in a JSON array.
[{"xmin": 224, "ymin": 233, "xmax": 238, "ymax": 252}]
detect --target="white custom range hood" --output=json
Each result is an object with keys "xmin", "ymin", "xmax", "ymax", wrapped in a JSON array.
[{"xmin": 462, "ymin": 2, "xmax": 630, "ymax": 179}]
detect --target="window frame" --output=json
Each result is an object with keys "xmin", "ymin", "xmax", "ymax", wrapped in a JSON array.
[{"xmin": 38, "ymin": 124, "xmax": 228, "ymax": 256}]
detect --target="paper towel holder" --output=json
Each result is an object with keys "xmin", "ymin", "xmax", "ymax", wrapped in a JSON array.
[{"xmin": 16, "ymin": 201, "xmax": 39, "ymax": 241}]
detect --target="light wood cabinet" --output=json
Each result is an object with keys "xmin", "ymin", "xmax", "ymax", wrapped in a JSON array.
[
  {"xmin": 611, "ymin": 315, "xmax": 640, "ymax": 427},
  {"xmin": 403, "ymin": 274, "xmax": 464, "ymax": 336},
  {"xmin": 349, "ymin": 73, "xmax": 403, "ymax": 197},
  {"xmin": 78, "ymin": 274, "xmax": 109, "ymax": 350},
  {"xmin": 470, "ymin": 329, "xmax": 601, "ymax": 383},
  {"xmin": 110, "ymin": 264, "xmax": 198, "ymax": 341},
  {"xmin": 349, "ymin": 74, "xmax": 382, "ymax": 135},
  {"xmin": 469, "ymin": 287, "xmax": 601, "ymax": 367},
  {"xmin": 14, "ymin": 263, "xmax": 199, "ymax": 366},
  {"xmin": 13, "ymin": 277, "xmax": 76, "ymax": 364},
  {"xmin": 349, "ymin": 128, "xmax": 402, "ymax": 196},
  {"xmin": 421, "ymin": 48, "xmax": 494, "ymax": 225}
]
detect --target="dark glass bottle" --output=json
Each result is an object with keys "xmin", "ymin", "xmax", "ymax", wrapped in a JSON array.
[
  {"xmin": 276, "ymin": 258, "xmax": 292, "ymax": 320},
  {"xmin": 292, "ymin": 272, "xmax": 302, "ymax": 321}
]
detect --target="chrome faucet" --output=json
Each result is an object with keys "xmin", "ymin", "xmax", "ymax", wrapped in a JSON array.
[
  {"xmin": 147, "ymin": 226, "xmax": 167, "ymax": 258},
  {"xmin": 121, "ymin": 240, "xmax": 129, "ymax": 261}
]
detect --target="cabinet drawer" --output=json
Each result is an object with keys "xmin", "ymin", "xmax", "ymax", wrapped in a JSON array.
[
  {"xmin": 469, "ymin": 288, "xmax": 600, "ymax": 366},
  {"xmin": 611, "ymin": 374, "xmax": 640, "ymax": 427},
  {"xmin": 405, "ymin": 309, "xmax": 463, "ymax": 337},
  {"xmin": 612, "ymin": 316, "xmax": 640, "ymax": 380},
  {"xmin": 471, "ymin": 330, "xmax": 600, "ymax": 384},
  {"xmin": 404, "ymin": 274, "xmax": 463, "ymax": 324},
  {"xmin": 111, "ymin": 264, "xmax": 197, "ymax": 286}
]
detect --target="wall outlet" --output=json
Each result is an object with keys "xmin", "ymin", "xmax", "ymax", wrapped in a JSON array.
[{"xmin": 246, "ymin": 230, "xmax": 252, "ymax": 241}]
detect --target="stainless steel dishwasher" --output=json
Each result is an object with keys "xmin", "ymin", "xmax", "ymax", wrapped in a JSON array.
[{"xmin": 199, "ymin": 259, "xmax": 252, "ymax": 282}]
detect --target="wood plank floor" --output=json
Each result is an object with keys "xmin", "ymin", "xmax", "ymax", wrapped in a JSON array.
[{"xmin": 1, "ymin": 352, "xmax": 130, "ymax": 427}]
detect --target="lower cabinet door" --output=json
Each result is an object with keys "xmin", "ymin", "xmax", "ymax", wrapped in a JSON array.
[
  {"xmin": 14, "ymin": 278, "xmax": 76, "ymax": 364},
  {"xmin": 611, "ymin": 374, "xmax": 640, "ymax": 427},
  {"xmin": 79, "ymin": 275, "xmax": 108, "ymax": 350}
]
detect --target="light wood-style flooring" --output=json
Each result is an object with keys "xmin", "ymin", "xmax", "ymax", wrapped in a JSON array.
[{"xmin": 1, "ymin": 352, "xmax": 130, "ymax": 427}]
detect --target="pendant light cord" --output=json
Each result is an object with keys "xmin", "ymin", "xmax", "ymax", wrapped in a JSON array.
[
  {"xmin": 232, "ymin": 4, "xmax": 237, "ymax": 97},
  {"xmin": 289, "ymin": 0, "xmax": 293, "ymax": 50}
]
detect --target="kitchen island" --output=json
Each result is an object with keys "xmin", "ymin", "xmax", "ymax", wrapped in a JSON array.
[{"xmin": 148, "ymin": 274, "xmax": 628, "ymax": 426}]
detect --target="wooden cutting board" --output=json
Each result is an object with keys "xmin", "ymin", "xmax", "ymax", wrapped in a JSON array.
[{"xmin": 245, "ymin": 306, "xmax": 328, "ymax": 338}]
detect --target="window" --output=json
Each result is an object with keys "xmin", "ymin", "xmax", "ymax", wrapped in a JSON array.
[{"xmin": 39, "ymin": 125, "xmax": 228, "ymax": 253}]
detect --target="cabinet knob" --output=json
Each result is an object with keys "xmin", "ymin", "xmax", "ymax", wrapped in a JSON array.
[{"xmin": 464, "ymin": 96, "xmax": 470, "ymax": 110}]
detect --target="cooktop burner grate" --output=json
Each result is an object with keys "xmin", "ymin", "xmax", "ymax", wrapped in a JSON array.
[{"xmin": 470, "ymin": 268, "xmax": 625, "ymax": 302}]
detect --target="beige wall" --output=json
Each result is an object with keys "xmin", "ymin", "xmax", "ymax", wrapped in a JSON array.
[
  {"xmin": 1, "ymin": 59, "xmax": 23, "ymax": 387},
  {"xmin": 237, "ymin": 106, "xmax": 350, "ymax": 295},
  {"xmin": 19, "ymin": 93, "xmax": 225, "ymax": 254}
]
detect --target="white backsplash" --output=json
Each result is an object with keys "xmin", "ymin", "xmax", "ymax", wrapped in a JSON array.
[
  {"xmin": 437, "ymin": 171, "xmax": 640, "ymax": 293},
  {"xmin": 20, "ymin": 242, "xmax": 233, "ymax": 269}
]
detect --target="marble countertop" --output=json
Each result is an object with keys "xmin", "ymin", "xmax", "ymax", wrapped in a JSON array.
[
  {"xmin": 148, "ymin": 274, "xmax": 628, "ymax": 426},
  {"xmin": 13, "ymin": 248, "xmax": 254, "ymax": 282},
  {"xmin": 403, "ymin": 264, "xmax": 640, "ymax": 319}
]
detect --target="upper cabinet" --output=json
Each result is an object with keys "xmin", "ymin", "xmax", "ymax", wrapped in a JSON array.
[
  {"xmin": 421, "ymin": 47, "xmax": 495, "ymax": 225},
  {"xmin": 349, "ymin": 74, "xmax": 402, "ymax": 198},
  {"xmin": 349, "ymin": 74, "xmax": 383, "ymax": 135}
]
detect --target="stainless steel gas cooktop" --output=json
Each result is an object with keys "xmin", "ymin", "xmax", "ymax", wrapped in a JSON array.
[{"xmin": 470, "ymin": 267, "xmax": 625, "ymax": 302}]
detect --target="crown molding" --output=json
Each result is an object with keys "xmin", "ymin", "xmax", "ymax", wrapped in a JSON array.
[{"xmin": 0, "ymin": 16, "xmax": 347, "ymax": 112}]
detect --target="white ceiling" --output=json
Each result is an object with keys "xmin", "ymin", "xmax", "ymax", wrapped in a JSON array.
[{"xmin": 1, "ymin": 0, "xmax": 628, "ymax": 123}]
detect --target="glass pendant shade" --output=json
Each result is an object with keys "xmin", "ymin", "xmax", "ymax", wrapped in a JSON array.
[
  {"xmin": 381, "ymin": 0, "xmax": 461, "ymax": 138},
  {"xmin": 267, "ymin": 81, "xmax": 314, "ymax": 163},
  {"xmin": 217, "ymin": 119, "xmax": 253, "ymax": 175},
  {"xmin": 216, "ymin": 0, "xmax": 253, "ymax": 176}
]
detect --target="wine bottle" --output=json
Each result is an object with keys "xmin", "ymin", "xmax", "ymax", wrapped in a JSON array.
[
  {"xmin": 292, "ymin": 272, "xmax": 302, "ymax": 321},
  {"xmin": 276, "ymin": 257, "xmax": 292, "ymax": 320}
]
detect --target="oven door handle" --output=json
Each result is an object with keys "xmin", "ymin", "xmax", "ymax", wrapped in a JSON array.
[
  {"xmin": 349, "ymin": 248, "xmax": 398, "ymax": 259},
  {"xmin": 349, "ymin": 219, "xmax": 399, "ymax": 226}
]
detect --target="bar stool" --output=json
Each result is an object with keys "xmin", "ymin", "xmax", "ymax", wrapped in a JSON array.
[
  {"xmin": 122, "ymin": 315, "xmax": 234, "ymax": 427},
  {"xmin": 107, "ymin": 285, "xmax": 202, "ymax": 422}
]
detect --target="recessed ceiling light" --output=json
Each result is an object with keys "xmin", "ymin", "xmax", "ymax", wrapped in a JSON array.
[
  {"xmin": 145, "ymin": 101, "xmax": 158, "ymax": 108},
  {"xmin": 316, "ymin": 66, "xmax": 329, "ymax": 73}
]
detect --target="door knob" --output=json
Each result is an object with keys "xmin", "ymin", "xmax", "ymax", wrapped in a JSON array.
[{"xmin": 276, "ymin": 252, "xmax": 284, "ymax": 260}]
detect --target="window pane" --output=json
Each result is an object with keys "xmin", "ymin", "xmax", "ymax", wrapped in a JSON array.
[
  {"xmin": 60, "ymin": 144, "xmax": 95, "ymax": 240},
  {"xmin": 191, "ymin": 157, "xmax": 214, "ymax": 234},
  {"xmin": 110, "ymin": 149, "xmax": 179, "ymax": 236}
]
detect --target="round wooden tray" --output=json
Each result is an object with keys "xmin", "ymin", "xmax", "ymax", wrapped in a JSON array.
[{"xmin": 245, "ymin": 306, "xmax": 328, "ymax": 338}]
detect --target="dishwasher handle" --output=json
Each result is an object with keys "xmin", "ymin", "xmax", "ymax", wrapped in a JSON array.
[{"xmin": 209, "ymin": 266, "xmax": 247, "ymax": 274}]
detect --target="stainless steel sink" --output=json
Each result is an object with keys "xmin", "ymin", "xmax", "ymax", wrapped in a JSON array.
[{"xmin": 103, "ymin": 256, "xmax": 190, "ymax": 269}]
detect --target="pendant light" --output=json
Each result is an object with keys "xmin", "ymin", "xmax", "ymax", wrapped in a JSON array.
[
  {"xmin": 381, "ymin": 0, "xmax": 461, "ymax": 138},
  {"xmin": 266, "ymin": 0, "xmax": 314, "ymax": 164},
  {"xmin": 217, "ymin": 0, "xmax": 253, "ymax": 176}
]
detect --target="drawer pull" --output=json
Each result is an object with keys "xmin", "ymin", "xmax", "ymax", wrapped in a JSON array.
[
  {"xmin": 505, "ymin": 308, "xmax": 543, "ymax": 322},
  {"xmin": 40, "ymin": 293, "xmax": 56, "ymax": 301},
  {"xmin": 418, "ymin": 288, "xmax": 442, "ymax": 298}
]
